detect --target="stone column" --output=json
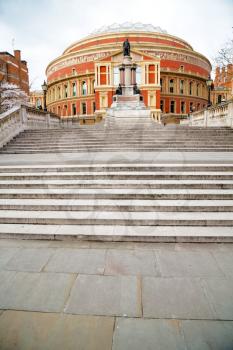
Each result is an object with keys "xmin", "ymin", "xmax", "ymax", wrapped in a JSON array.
[
  {"xmin": 119, "ymin": 66, "xmax": 125, "ymax": 85},
  {"xmin": 131, "ymin": 66, "xmax": 136, "ymax": 85}
]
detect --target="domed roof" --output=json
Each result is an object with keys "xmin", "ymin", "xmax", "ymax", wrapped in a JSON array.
[{"xmin": 89, "ymin": 22, "xmax": 168, "ymax": 36}]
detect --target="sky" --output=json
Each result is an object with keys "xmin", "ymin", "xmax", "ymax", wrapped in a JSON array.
[{"xmin": 0, "ymin": 0, "xmax": 232, "ymax": 90}]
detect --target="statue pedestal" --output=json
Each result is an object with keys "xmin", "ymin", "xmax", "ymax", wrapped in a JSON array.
[{"xmin": 108, "ymin": 53, "xmax": 150, "ymax": 119}]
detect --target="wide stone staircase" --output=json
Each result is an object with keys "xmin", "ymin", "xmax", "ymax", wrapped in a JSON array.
[
  {"xmin": 1, "ymin": 118, "xmax": 233, "ymax": 153},
  {"xmin": 0, "ymin": 117, "xmax": 232, "ymax": 241}
]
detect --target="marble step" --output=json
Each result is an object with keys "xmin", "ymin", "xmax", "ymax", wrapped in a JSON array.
[
  {"xmin": 0, "ymin": 164, "xmax": 232, "ymax": 172},
  {"xmin": 0, "ymin": 188, "xmax": 232, "ymax": 199},
  {"xmin": 0, "ymin": 179, "xmax": 232, "ymax": 189},
  {"xmin": 0, "ymin": 199, "xmax": 232, "ymax": 212},
  {"xmin": 2, "ymin": 148, "xmax": 233, "ymax": 153},
  {"xmin": 0, "ymin": 210, "xmax": 232, "ymax": 226},
  {"xmin": 0, "ymin": 224, "xmax": 232, "ymax": 242},
  {"xmin": 0, "ymin": 172, "xmax": 232, "ymax": 180}
]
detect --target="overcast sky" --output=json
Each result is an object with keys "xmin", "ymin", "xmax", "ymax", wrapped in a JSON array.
[{"xmin": 0, "ymin": 0, "xmax": 232, "ymax": 90}]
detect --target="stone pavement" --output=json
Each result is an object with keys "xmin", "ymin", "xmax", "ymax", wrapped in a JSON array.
[{"xmin": 0, "ymin": 238, "xmax": 232, "ymax": 349}]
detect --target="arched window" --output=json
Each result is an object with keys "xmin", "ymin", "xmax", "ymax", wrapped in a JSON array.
[
  {"xmin": 64, "ymin": 85, "xmax": 68, "ymax": 98},
  {"xmin": 189, "ymin": 82, "xmax": 193, "ymax": 95},
  {"xmin": 169, "ymin": 79, "xmax": 174, "ymax": 93},
  {"xmin": 72, "ymin": 83, "xmax": 76, "ymax": 97},
  {"xmin": 58, "ymin": 86, "xmax": 61, "ymax": 99},
  {"xmin": 160, "ymin": 78, "xmax": 163, "ymax": 92},
  {"xmin": 82, "ymin": 81, "xmax": 87, "ymax": 95}
]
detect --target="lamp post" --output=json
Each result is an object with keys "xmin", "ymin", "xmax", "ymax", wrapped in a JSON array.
[
  {"xmin": 206, "ymin": 76, "xmax": 213, "ymax": 108},
  {"xmin": 41, "ymin": 80, "xmax": 48, "ymax": 112}
]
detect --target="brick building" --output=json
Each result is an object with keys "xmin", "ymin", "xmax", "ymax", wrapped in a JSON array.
[
  {"xmin": 0, "ymin": 50, "xmax": 29, "ymax": 94},
  {"xmin": 46, "ymin": 23, "xmax": 211, "ymax": 122},
  {"xmin": 211, "ymin": 64, "xmax": 233, "ymax": 105}
]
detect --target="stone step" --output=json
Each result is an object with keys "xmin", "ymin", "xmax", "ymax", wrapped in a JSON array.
[
  {"xmin": 0, "ymin": 179, "xmax": 232, "ymax": 189},
  {"xmin": 0, "ymin": 224, "xmax": 232, "ymax": 242},
  {"xmin": 2, "ymin": 148, "xmax": 233, "ymax": 153},
  {"xmin": 0, "ymin": 188, "xmax": 232, "ymax": 199},
  {"xmin": 0, "ymin": 210, "xmax": 232, "ymax": 226},
  {"xmin": 7, "ymin": 140, "xmax": 233, "ymax": 149},
  {"xmin": 0, "ymin": 164, "xmax": 232, "ymax": 172},
  {"xmin": 0, "ymin": 171, "xmax": 232, "ymax": 180},
  {"xmin": 0, "ymin": 199, "xmax": 232, "ymax": 212}
]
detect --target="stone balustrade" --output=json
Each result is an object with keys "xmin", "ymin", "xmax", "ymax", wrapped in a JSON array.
[
  {"xmin": 0, "ymin": 105, "xmax": 61, "ymax": 148},
  {"xmin": 182, "ymin": 100, "xmax": 233, "ymax": 128}
]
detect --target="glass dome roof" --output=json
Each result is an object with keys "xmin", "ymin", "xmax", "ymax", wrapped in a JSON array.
[{"xmin": 89, "ymin": 22, "xmax": 167, "ymax": 36}]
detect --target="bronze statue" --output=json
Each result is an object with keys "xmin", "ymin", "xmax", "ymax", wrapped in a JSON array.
[
  {"xmin": 123, "ymin": 38, "xmax": 130, "ymax": 56},
  {"xmin": 116, "ymin": 83, "xmax": 122, "ymax": 95}
]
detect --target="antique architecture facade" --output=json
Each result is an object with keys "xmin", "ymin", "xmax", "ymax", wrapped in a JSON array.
[
  {"xmin": 211, "ymin": 64, "xmax": 233, "ymax": 105},
  {"xmin": 0, "ymin": 50, "xmax": 29, "ymax": 94},
  {"xmin": 29, "ymin": 90, "xmax": 44, "ymax": 109},
  {"xmin": 46, "ymin": 23, "xmax": 211, "ymax": 121}
]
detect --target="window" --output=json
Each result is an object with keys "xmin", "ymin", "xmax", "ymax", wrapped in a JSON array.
[
  {"xmin": 64, "ymin": 85, "xmax": 68, "ymax": 98},
  {"xmin": 169, "ymin": 79, "xmax": 174, "ymax": 93},
  {"xmin": 100, "ymin": 66, "xmax": 107, "ymax": 85},
  {"xmin": 160, "ymin": 78, "xmax": 163, "ymax": 92},
  {"xmin": 180, "ymin": 80, "xmax": 184, "ymax": 94},
  {"xmin": 72, "ymin": 83, "xmax": 76, "ymax": 97},
  {"xmin": 82, "ymin": 81, "xmax": 87, "ymax": 95},
  {"xmin": 197, "ymin": 103, "xmax": 200, "ymax": 110},
  {"xmin": 81, "ymin": 102, "xmax": 86, "ymax": 115},
  {"xmin": 63, "ymin": 105, "xmax": 67, "ymax": 116},
  {"xmin": 218, "ymin": 95, "xmax": 222, "ymax": 104},
  {"xmin": 58, "ymin": 87, "xmax": 61, "ymax": 99},
  {"xmin": 58, "ymin": 106, "xmax": 61, "ymax": 115},
  {"xmin": 170, "ymin": 100, "xmax": 175, "ymax": 113},
  {"xmin": 93, "ymin": 101, "xmax": 96, "ymax": 113},
  {"xmin": 160, "ymin": 100, "xmax": 164, "ymax": 112},
  {"xmin": 181, "ymin": 101, "xmax": 185, "ymax": 113},
  {"xmin": 189, "ymin": 82, "xmax": 193, "ymax": 95},
  {"xmin": 72, "ymin": 103, "xmax": 76, "ymax": 115},
  {"xmin": 196, "ymin": 84, "xmax": 199, "ymax": 96},
  {"xmin": 148, "ymin": 64, "xmax": 155, "ymax": 84},
  {"xmin": 190, "ymin": 102, "xmax": 193, "ymax": 112}
]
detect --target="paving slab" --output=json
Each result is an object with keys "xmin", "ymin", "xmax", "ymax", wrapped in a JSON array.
[
  {"xmin": 212, "ymin": 251, "xmax": 233, "ymax": 277},
  {"xmin": 0, "ymin": 310, "xmax": 114, "ymax": 350},
  {"xmin": 202, "ymin": 278, "xmax": 233, "ymax": 320},
  {"xmin": 105, "ymin": 249, "xmax": 159, "ymax": 276},
  {"xmin": 65, "ymin": 274, "xmax": 141, "ymax": 317},
  {"xmin": 182, "ymin": 320, "xmax": 233, "ymax": 350},
  {"xmin": 0, "ymin": 247, "xmax": 20, "ymax": 269},
  {"xmin": 156, "ymin": 250, "xmax": 224, "ymax": 277},
  {"xmin": 142, "ymin": 277, "xmax": 215, "ymax": 319},
  {"xmin": 45, "ymin": 248, "xmax": 106, "ymax": 274},
  {"xmin": 0, "ymin": 270, "xmax": 75, "ymax": 312},
  {"xmin": 112, "ymin": 318, "xmax": 186, "ymax": 350},
  {"xmin": 4, "ymin": 248, "xmax": 55, "ymax": 272}
]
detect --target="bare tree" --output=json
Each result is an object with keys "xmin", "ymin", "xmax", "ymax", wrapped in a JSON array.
[
  {"xmin": 0, "ymin": 82, "xmax": 29, "ymax": 114},
  {"xmin": 215, "ymin": 38, "xmax": 233, "ymax": 67}
]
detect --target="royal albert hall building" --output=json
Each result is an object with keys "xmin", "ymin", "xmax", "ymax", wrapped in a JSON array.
[{"xmin": 46, "ymin": 23, "xmax": 212, "ymax": 123}]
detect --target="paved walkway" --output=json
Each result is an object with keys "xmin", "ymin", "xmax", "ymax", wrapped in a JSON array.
[{"xmin": 0, "ymin": 239, "xmax": 232, "ymax": 349}]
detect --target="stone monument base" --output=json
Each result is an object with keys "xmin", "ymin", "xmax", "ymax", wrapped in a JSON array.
[{"xmin": 108, "ymin": 94, "xmax": 150, "ymax": 118}]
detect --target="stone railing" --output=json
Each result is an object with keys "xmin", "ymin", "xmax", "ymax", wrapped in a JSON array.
[
  {"xmin": 0, "ymin": 105, "xmax": 101, "ymax": 148},
  {"xmin": 182, "ymin": 100, "xmax": 233, "ymax": 128},
  {"xmin": 0, "ymin": 105, "xmax": 61, "ymax": 148}
]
